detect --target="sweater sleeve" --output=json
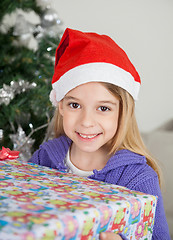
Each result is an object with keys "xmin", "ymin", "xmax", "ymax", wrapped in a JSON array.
[
  {"xmin": 28, "ymin": 136, "xmax": 71, "ymax": 171},
  {"xmin": 28, "ymin": 148, "xmax": 52, "ymax": 167}
]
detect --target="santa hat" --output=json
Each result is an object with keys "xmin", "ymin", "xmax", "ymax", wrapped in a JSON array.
[{"xmin": 50, "ymin": 28, "xmax": 141, "ymax": 106}]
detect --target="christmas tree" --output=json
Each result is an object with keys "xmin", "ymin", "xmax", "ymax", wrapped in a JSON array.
[{"xmin": 0, "ymin": 0, "xmax": 63, "ymax": 160}]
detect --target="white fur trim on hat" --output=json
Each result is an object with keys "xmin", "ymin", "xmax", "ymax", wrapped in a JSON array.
[
  {"xmin": 52, "ymin": 62, "xmax": 140, "ymax": 102},
  {"xmin": 49, "ymin": 89, "xmax": 58, "ymax": 107}
]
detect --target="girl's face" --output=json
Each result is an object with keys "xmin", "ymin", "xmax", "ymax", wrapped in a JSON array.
[{"xmin": 58, "ymin": 82, "xmax": 120, "ymax": 155}]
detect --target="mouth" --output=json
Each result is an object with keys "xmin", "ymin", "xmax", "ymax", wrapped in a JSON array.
[{"xmin": 76, "ymin": 132, "xmax": 101, "ymax": 140}]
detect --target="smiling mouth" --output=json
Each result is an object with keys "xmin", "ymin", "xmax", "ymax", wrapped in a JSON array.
[{"xmin": 77, "ymin": 132, "xmax": 101, "ymax": 139}]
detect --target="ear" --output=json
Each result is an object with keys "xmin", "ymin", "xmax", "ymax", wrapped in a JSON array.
[{"xmin": 58, "ymin": 100, "xmax": 64, "ymax": 116}]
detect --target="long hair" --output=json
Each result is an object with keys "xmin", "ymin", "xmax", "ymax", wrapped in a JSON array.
[{"xmin": 51, "ymin": 82, "xmax": 162, "ymax": 186}]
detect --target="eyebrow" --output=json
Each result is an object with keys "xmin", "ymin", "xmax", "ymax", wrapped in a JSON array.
[
  {"xmin": 98, "ymin": 101, "xmax": 118, "ymax": 106},
  {"xmin": 63, "ymin": 96, "xmax": 78, "ymax": 101},
  {"xmin": 64, "ymin": 96, "xmax": 117, "ymax": 105}
]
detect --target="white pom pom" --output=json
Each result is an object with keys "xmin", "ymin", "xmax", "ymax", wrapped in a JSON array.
[{"xmin": 49, "ymin": 89, "xmax": 58, "ymax": 107}]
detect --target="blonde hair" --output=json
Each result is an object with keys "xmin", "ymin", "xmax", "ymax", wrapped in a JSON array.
[{"xmin": 51, "ymin": 82, "xmax": 162, "ymax": 186}]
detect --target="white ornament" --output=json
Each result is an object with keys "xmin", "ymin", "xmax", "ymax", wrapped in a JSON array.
[
  {"xmin": 36, "ymin": 0, "xmax": 51, "ymax": 9},
  {"xmin": 13, "ymin": 14, "xmax": 35, "ymax": 47},
  {"xmin": 41, "ymin": 8, "xmax": 61, "ymax": 28}
]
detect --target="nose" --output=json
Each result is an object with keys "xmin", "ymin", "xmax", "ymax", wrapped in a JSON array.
[{"xmin": 80, "ymin": 109, "xmax": 95, "ymax": 128}]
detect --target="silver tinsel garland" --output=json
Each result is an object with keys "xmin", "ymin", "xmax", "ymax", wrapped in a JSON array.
[
  {"xmin": 9, "ymin": 123, "xmax": 49, "ymax": 162},
  {"xmin": 0, "ymin": 80, "xmax": 37, "ymax": 105},
  {"xmin": 9, "ymin": 126, "xmax": 35, "ymax": 162}
]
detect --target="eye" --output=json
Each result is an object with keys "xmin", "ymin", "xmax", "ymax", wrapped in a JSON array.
[
  {"xmin": 98, "ymin": 106, "xmax": 110, "ymax": 112},
  {"xmin": 69, "ymin": 102, "xmax": 81, "ymax": 109}
]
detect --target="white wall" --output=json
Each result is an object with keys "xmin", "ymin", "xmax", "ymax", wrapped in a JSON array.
[{"xmin": 51, "ymin": 0, "xmax": 173, "ymax": 132}]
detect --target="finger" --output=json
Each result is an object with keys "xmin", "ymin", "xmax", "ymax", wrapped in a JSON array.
[{"xmin": 100, "ymin": 232, "xmax": 122, "ymax": 240}]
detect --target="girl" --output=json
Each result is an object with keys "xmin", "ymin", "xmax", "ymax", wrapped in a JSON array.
[{"xmin": 29, "ymin": 28, "xmax": 170, "ymax": 240}]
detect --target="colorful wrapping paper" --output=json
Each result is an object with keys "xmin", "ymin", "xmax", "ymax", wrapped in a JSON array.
[{"xmin": 0, "ymin": 159, "xmax": 157, "ymax": 240}]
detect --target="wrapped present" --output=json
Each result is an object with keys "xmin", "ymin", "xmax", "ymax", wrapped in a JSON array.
[{"xmin": 0, "ymin": 159, "xmax": 157, "ymax": 240}]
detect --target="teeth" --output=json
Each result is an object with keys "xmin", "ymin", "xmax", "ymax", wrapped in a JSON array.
[{"xmin": 79, "ymin": 133, "xmax": 98, "ymax": 139}]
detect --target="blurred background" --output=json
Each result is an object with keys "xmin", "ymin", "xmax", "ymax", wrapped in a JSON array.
[{"xmin": 0, "ymin": 0, "xmax": 172, "ymax": 235}]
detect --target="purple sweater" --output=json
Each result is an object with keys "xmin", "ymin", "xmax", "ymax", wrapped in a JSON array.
[{"xmin": 29, "ymin": 135, "xmax": 170, "ymax": 240}]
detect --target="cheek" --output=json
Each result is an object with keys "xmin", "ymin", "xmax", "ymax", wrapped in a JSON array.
[
  {"xmin": 62, "ymin": 115, "xmax": 71, "ymax": 128},
  {"xmin": 62, "ymin": 113, "xmax": 76, "ymax": 133},
  {"xmin": 105, "ymin": 115, "xmax": 119, "ymax": 135}
]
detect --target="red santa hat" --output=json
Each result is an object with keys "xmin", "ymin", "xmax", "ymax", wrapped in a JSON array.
[{"xmin": 50, "ymin": 28, "xmax": 141, "ymax": 106}]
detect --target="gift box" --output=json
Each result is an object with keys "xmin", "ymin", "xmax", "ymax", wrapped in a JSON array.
[{"xmin": 0, "ymin": 159, "xmax": 157, "ymax": 240}]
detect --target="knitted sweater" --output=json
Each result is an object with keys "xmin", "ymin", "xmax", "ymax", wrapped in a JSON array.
[{"xmin": 29, "ymin": 135, "xmax": 170, "ymax": 240}]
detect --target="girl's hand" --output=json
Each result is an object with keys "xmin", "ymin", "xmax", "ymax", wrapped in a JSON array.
[{"xmin": 100, "ymin": 232, "xmax": 122, "ymax": 240}]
